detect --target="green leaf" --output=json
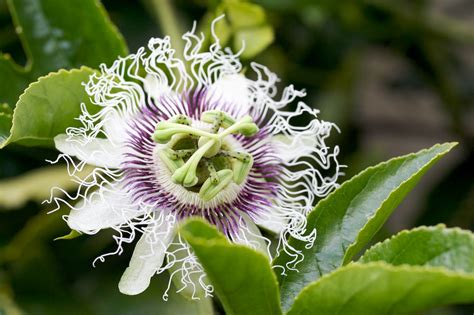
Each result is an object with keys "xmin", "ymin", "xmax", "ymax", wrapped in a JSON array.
[
  {"xmin": 54, "ymin": 229, "xmax": 82, "ymax": 241},
  {"xmin": 276, "ymin": 142, "xmax": 457, "ymax": 311},
  {"xmin": 180, "ymin": 219, "xmax": 282, "ymax": 315},
  {"xmin": 226, "ymin": 1, "xmax": 266, "ymax": 28},
  {"xmin": 234, "ymin": 25, "xmax": 274, "ymax": 59},
  {"xmin": 0, "ymin": 67, "xmax": 98, "ymax": 148},
  {"xmin": 202, "ymin": 1, "xmax": 274, "ymax": 59},
  {"xmin": 287, "ymin": 262, "xmax": 474, "ymax": 315},
  {"xmin": 359, "ymin": 225, "xmax": 474, "ymax": 273},
  {"xmin": 1, "ymin": 0, "xmax": 128, "ymax": 107}
]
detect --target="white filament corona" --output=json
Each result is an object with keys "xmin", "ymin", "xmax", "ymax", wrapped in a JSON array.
[{"xmin": 45, "ymin": 17, "xmax": 342, "ymax": 298}]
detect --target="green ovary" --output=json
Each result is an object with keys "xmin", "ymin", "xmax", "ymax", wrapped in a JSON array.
[{"xmin": 152, "ymin": 111, "xmax": 258, "ymax": 201}]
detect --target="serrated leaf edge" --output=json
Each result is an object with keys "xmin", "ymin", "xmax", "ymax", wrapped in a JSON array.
[
  {"xmin": 290, "ymin": 261, "xmax": 474, "ymax": 313},
  {"xmin": 359, "ymin": 224, "xmax": 474, "ymax": 262},
  {"xmin": 0, "ymin": 66, "xmax": 97, "ymax": 149},
  {"xmin": 341, "ymin": 142, "xmax": 457, "ymax": 264}
]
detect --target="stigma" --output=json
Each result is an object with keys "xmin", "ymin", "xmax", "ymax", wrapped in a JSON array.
[{"xmin": 152, "ymin": 111, "xmax": 258, "ymax": 201}]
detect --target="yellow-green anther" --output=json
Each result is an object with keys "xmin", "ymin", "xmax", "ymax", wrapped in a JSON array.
[
  {"xmin": 236, "ymin": 123, "xmax": 259, "ymax": 137},
  {"xmin": 217, "ymin": 115, "xmax": 259, "ymax": 138},
  {"xmin": 231, "ymin": 155, "xmax": 253, "ymax": 184},
  {"xmin": 158, "ymin": 149, "xmax": 185, "ymax": 173},
  {"xmin": 201, "ymin": 110, "xmax": 236, "ymax": 129},
  {"xmin": 206, "ymin": 161, "xmax": 219, "ymax": 184},
  {"xmin": 172, "ymin": 139, "xmax": 217, "ymax": 187},
  {"xmin": 211, "ymin": 116, "xmax": 223, "ymax": 133},
  {"xmin": 169, "ymin": 114, "xmax": 192, "ymax": 126},
  {"xmin": 221, "ymin": 151, "xmax": 252, "ymax": 162},
  {"xmin": 199, "ymin": 169, "xmax": 234, "ymax": 202},
  {"xmin": 153, "ymin": 123, "xmax": 217, "ymax": 143},
  {"xmin": 198, "ymin": 137, "xmax": 221, "ymax": 158}
]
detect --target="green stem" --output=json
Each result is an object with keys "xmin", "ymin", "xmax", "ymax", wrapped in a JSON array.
[{"xmin": 149, "ymin": 0, "xmax": 185, "ymax": 59}]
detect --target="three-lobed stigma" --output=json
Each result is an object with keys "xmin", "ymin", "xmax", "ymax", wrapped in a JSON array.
[{"xmin": 152, "ymin": 111, "xmax": 258, "ymax": 201}]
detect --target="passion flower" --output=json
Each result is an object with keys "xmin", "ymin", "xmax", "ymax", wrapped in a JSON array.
[{"xmin": 48, "ymin": 19, "xmax": 341, "ymax": 298}]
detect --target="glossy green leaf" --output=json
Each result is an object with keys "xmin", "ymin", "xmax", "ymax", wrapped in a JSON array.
[
  {"xmin": 1, "ymin": 0, "xmax": 127, "ymax": 107},
  {"xmin": 0, "ymin": 67, "xmax": 98, "ymax": 148},
  {"xmin": 276, "ymin": 142, "xmax": 457, "ymax": 311},
  {"xmin": 287, "ymin": 263, "xmax": 474, "ymax": 315},
  {"xmin": 180, "ymin": 219, "xmax": 282, "ymax": 315},
  {"xmin": 359, "ymin": 225, "xmax": 474, "ymax": 273}
]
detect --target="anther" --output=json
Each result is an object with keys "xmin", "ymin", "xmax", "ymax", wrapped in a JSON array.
[
  {"xmin": 199, "ymin": 169, "xmax": 234, "ymax": 202},
  {"xmin": 201, "ymin": 110, "xmax": 236, "ymax": 129},
  {"xmin": 206, "ymin": 161, "xmax": 219, "ymax": 184},
  {"xmin": 172, "ymin": 139, "xmax": 217, "ymax": 187}
]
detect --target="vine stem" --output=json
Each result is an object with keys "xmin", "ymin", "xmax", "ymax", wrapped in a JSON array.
[{"xmin": 149, "ymin": 0, "xmax": 185, "ymax": 59}]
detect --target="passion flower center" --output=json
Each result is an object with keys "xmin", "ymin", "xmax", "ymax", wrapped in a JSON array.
[{"xmin": 152, "ymin": 111, "xmax": 258, "ymax": 201}]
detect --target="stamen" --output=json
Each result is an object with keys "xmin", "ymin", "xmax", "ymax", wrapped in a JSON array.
[
  {"xmin": 169, "ymin": 114, "xmax": 192, "ymax": 126},
  {"xmin": 172, "ymin": 139, "xmax": 217, "ymax": 187},
  {"xmin": 206, "ymin": 160, "xmax": 219, "ymax": 184},
  {"xmin": 201, "ymin": 110, "xmax": 236, "ymax": 131},
  {"xmin": 153, "ymin": 122, "xmax": 217, "ymax": 143},
  {"xmin": 199, "ymin": 169, "xmax": 233, "ymax": 202},
  {"xmin": 216, "ymin": 115, "xmax": 259, "ymax": 138},
  {"xmin": 153, "ymin": 111, "xmax": 258, "ymax": 200},
  {"xmin": 158, "ymin": 149, "xmax": 185, "ymax": 172},
  {"xmin": 220, "ymin": 151, "xmax": 252, "ymax": 162},
  {"xmin": 231, "ymin": 155, "xmax": 253, "ymax": 185}
]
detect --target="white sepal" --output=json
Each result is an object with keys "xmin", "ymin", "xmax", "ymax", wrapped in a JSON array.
[
  {"xmin": 232, "ymin": 212, "xmax": 269, "ymax": 258},
  {"xmin": 66, "ymin": 182, "xmax": 139, "ymax": 234},
  {"xmin": 207, "ymin": 74, "xmax": 251, "ymax": 117},
  {"xmin": 55, "ymin": 134, "xmax": 124, "ymax": 168},
  {"xmin": 119, "ymin": 214, "xmax": 176, "ymax": 295}
]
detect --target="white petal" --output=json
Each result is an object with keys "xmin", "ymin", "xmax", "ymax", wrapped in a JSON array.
[
  {"xmin": 272, "ymin": 134, "xmax": 316, "ymax": 163},
  {"xmin": 143, "ymin": 74, "xmax": 172, "ymax": 101},
  {"xmin": 207, "ymin": 74, "xmax": 251, "ymax": 117},
  {"xmin": 119, "ymin": 216, "xmax": 176, "ymax": 295},
  {"xmin": 102, "ymin": 110, "xmax": 129, "ymax": 145},
  {"xmin": 67, "ymin": 183, "xmax": 138, "ymax": 234},
  {"xmin": 55, "ymin": 134, "xmax": 124, "ymax": 168},
  {"xmin": 233, "ymin": 212, "xmax": 269, "ymax": 257},
  {"xmin": 254, "ymin": 212, "xmax": 288, "ymax": 235}
]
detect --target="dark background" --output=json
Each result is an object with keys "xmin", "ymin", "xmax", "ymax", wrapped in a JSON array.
[{"xmin": 0, "ymin": 0, "xmax": 472, "ymax": 314}]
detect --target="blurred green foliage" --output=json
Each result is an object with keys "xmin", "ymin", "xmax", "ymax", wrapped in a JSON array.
[{"xmin": 0, "ymin": 0, "xmax": 473, "ymax": 314}]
